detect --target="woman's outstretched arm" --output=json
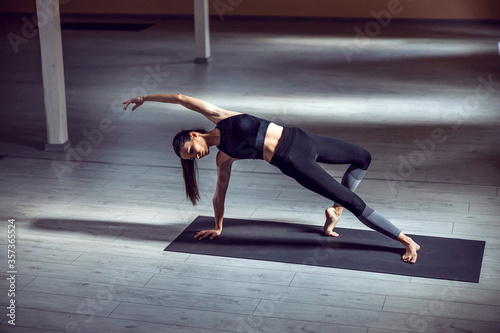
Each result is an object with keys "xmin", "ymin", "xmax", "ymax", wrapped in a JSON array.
[
  {"xmin": 123, "ymin": 94, "xmax": 240, "ymax": 124},
  {"xmin": 194, "ymin": 151, "xmax": 236, "ymax": 240}
]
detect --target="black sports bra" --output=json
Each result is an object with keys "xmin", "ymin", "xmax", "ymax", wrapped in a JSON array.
[{"xmin": 216, "ymin": 114, "xmax": 270, "ymax": 160}]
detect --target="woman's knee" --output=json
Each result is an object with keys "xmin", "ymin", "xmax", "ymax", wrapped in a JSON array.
[
  {"xmin": 341, "ymin": 194, "xmax": 367, "ymax": 216},
  {"xmin": 359, "ymin": 148, "xmax": 372, "ymax": 170}
]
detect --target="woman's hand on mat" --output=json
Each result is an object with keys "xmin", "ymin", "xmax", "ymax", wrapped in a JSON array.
[
  {"xmin": 122, "ymin": 95, "xmax": 145, "ymax": 111},
  {"xmin": 194, "ymin": 229, "xmax": 221, "ymax": 240}
]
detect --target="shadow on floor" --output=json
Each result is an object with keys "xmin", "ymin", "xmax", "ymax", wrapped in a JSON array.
[
  {"xmin": 30, "ymin": 217, "xmax": 404, "ymax": 256},
  {"xmin": 31, "ymin": 218, "xmax": 188, "ymax": 243}
]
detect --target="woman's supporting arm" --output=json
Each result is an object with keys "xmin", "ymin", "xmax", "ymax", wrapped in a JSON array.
[{"xmin": 194, "ymin": 151, "xmax": 235, "ymax": 240}]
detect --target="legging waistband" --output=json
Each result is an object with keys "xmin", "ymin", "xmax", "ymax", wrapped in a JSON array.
[
  {"xmin": 255, "ymin": 119, "xmax": 270, "ymax": 156},
  {"xmin": 270, "ymin": 126, "xmax": 300, "ymax": 169}
]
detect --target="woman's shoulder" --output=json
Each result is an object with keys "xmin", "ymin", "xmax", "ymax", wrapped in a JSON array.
[{"xmin": 215, "ymin": 111, "xmax": 244, "ymax": 125}]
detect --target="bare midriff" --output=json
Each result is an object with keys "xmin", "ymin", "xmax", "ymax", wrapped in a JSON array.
[{"xmin": 263, "ymin": 122, "xmax": 284, "ymax": 163}]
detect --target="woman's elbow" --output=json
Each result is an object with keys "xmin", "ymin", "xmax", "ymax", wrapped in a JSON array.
[{"xmin": 212, "ymin": 194, "xmax": 225, "ymax": 205}]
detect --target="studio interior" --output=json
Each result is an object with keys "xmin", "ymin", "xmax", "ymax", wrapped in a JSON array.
[{"xmin": 1, "ymin": 1, "xmax": 499, "ymax": 332}]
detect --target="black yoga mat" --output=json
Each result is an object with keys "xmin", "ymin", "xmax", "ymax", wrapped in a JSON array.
[{"xmin": 165, "ymin": 216, "xmax": 485, "ymax": 283}]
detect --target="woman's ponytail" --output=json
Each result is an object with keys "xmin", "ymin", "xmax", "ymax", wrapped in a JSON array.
[{"xmin": 180, "ymin": 158, "xmax": 201, "ymax": 205}]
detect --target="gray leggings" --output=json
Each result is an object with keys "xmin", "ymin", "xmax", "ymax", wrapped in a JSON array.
[{"xmin": 270, "ymin": 127, "xmax": 401, "ymax": 239}]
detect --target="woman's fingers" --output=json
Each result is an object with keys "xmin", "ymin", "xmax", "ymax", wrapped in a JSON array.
[
  {"xmin": 122, "ymin": 101, "xmax": 131, "ymax": 110},
  {"xmin": 197, "ymin": 231, "xmax": 209, "ymax": 240},
  {"xmin": 194, "ymin": 230, "xmax": 219, "ymax": 240},
  {"xmin": 122, "ymin": 98, "xmax": 142, "ymax": 111},
  {"xmin": 132, "ymin": 102, "xmax": 143, "ymax": 111},
  {"xmin": 194, "ymin": 230, "xmax": 208, "ymax": 240}
]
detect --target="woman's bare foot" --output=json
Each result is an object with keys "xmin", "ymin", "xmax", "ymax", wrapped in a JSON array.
[
  {"xmin": 397, "ymin": 232, "xmax": 421, "ymax": 264},
  {"xmin": 324, "ymin": 205, "xmax": 344, "ymax": 237}
]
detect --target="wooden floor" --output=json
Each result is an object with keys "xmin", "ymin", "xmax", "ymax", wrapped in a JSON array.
[{"xmin": 1, "ymin": 13, "xmax": 500, "ymax": 332}]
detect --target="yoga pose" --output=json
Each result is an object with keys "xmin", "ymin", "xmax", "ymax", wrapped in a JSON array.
[{"xmin": 123, "ymin": 94, "xmax": 420, "ymax": 263}]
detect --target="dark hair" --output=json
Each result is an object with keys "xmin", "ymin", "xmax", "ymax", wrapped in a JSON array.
[{"xmin": 172, "ymin": 129, "xmax": 207, "ymax": 205}]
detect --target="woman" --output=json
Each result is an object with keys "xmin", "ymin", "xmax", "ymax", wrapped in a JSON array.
[{"xmin": 123, "ymin": 94, "xmax": 420, "ymax": 264}]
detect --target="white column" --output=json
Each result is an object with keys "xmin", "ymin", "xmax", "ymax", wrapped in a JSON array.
[
  {"xmin": 194, "ymin": 0, "xmax": 212, "ymax": 63},
  {"xmin": 36, "ymin": 0, "xmax": 70, "ymax": 151}
]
